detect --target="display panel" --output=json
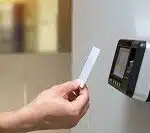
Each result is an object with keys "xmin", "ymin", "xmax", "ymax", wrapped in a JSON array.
[{"xmin": 113, "ymin": 48, "xmax": 130, "ymax": 78}]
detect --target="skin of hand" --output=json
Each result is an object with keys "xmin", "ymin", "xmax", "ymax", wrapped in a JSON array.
[{"xmin": 0, "ymin": 80, "xmax": 89, "ymax": 133}]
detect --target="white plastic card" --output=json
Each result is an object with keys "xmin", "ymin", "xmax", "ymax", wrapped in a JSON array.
[{"xmin": 78, "ymin": 46, "xmax": 100, "ymax": 88}]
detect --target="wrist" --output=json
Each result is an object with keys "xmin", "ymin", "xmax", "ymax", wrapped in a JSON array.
[
  {"xmin": 0, "ymin": 105, "xmax": 41, "ymax": 133},
  {"xmin": 0, "ymin": 109, "xmax": 23, "ymax": 133}
]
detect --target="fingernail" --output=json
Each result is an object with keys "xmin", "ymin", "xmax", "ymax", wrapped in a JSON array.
[
  {"xmin": 80, "ymin": 80, "xmax": 85, "ymax": 88},
  {"xmin": 75, "ymin": 79, "xmax": 85, "ymax": 88}
]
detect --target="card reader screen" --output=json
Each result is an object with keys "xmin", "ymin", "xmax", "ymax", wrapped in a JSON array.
[{"xmin": 113, "ymin": 48, "xmax": 130, "ymax": 78}]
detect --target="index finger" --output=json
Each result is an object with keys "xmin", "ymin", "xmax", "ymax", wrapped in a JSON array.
[{"xmin": 71, "ymin": 86, "xmax": 89, "ymax": 113}]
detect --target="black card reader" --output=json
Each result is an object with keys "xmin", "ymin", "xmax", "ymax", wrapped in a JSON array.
[{"xmin": 108, "ymin": 39, "xmax": 150, "ymax": 102}]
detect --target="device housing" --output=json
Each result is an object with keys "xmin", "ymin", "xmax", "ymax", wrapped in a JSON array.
[{"xmin": 108, "ymin": 39, "xmax": 150, "ymax": 102}]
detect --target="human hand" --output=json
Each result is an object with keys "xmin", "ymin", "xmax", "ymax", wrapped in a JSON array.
[{"xmin": 26, "ymin": 80, "xmax": 89, "ymax": 130}]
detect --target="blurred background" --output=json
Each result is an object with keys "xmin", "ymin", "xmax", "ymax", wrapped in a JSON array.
[
  {"xmin": 0, "ymin": 0, "xmax": 72, "ymax": 53},
  {"xmin": 0, "ymin": 1, "xmax": 72, "ymax": 133}
]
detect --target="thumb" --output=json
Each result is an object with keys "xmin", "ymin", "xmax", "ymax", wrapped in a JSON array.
[{"xmin": 55, "ymin": 80, "xmax": 81, "ymax": 96}]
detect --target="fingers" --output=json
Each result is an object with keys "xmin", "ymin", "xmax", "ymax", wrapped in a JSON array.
[
  {"xmin": 64, "ymin": 89, "xmax": 80, "ymax": 101},
  {"xmin": 71, "ymin": 86, "xmax": 89, "ymax": 114},
  {"xmin": 68, "ymin": 92, "xmax": 77, "ymax": 102},
  {"xmin": 54, "ymin": 80, "xmax": 81, "ymax": 96},
  {"xmin": 80, "ymin": 103, "xmax": 90, "ymax": 119}
]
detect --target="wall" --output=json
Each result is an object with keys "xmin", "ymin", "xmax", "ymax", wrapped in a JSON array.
[
  {"xmin": 0, "ymin": 54, "xmax": 71, "ymax": 133},
  {"xmin": 0, "ymin": 55, "xmax": 24, "ymax": 111},
  {"xmin": 72, "ymin": 0, "xmax": 150, "ymax": 133}
]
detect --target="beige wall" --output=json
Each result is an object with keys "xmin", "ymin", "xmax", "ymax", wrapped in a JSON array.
[
  {"xmin": 0, "ymin": 54, "xmax": 71, "ymax": 133},
  {"xmin": 0, "ymin": 55, "xmax": 24, "ymax": 111}
]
